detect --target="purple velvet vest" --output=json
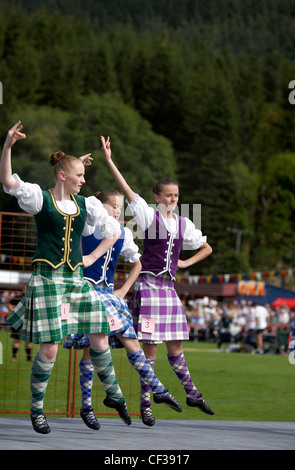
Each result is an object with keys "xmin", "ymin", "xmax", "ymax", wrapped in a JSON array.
[{"xmin": 140, "ymin": 210, "xmax": 186, "ymax": 280}]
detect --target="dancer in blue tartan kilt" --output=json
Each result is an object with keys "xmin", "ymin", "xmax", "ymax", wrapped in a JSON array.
[
  {"xmin": 64, "ymin": 189, "xmax": 182, "ymax": 430},
  {"xmin": 101, "ymin": 135, "xmax": 215, "ymax": 425},
  {"xmin": 0, "ymin": 122, "xmax": 131, "ymax": 434}
]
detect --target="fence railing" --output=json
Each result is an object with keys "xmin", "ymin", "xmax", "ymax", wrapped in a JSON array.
[
  {"xmin": 0, "ymin": 325, "xmax": 141, "ymax": 418},
  {"xmin": 0, "ymin": 211, "xmax": 141, "ymax": 418}
]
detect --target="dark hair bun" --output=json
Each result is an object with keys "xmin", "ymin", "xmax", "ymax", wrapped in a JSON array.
[{"xmin": 50, "ymin": 151, "xmax": 66, "ymax": 166}]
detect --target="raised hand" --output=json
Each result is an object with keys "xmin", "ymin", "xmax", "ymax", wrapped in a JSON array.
[
  {"xmin": 100, "ymin": 135, "xmax": 111, "ymax": 161},
  {"xmin": 5, "ymin": 121, "xmax": 26, "ymax": 148},
  {"xmin": 79, "ymin": 153, "xmax": 93, "ymax": 166},
  {"xmin": 1, "ymin": 121, "xmax": 26, "ymax": 188}
]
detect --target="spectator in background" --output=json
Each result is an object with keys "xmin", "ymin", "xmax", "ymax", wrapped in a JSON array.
[
  {"xmin": 189, "ymin": 306, "xmax": 206, "ymax": 341},
  {"xmin": 208, "ymin": 311, "xmax": 221, "ymax": 342},
  {"xmin": 278, "ymin": 302, "xmax": 290, "ymax": 325},
  {"xmin": 217, "ymin": 309, "xmax": 232, "ymax": 350},
  {"xmin": 10, "ymin": 296, "xmax": 33, "ymax": 362},
  {"xmin": 253, "ymin": 302, "xmax": 269, "ymax": 354}
]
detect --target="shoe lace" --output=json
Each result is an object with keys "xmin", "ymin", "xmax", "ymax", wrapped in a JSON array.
[
  {"xmin": 85, "ymin": 410, "xmax": 97, "ymax": 424},
  {"xmin": 142, "ymin": 407, "xmax": 154, "ymax": 418},
  {"xmin": 34, "ymin": 414, "xmax": 48, "ymax": 427}
]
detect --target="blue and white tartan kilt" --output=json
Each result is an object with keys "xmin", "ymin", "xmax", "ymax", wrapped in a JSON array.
[{"xmin": 63, "ymin": 282, "xmax": 137, "ymax": 350}]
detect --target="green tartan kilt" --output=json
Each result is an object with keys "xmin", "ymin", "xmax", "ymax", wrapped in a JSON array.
[{"xmin": 7, "ymin": 263, "xmax": 110, "ymax": 344}]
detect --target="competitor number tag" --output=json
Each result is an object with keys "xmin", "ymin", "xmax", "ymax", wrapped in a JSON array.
[
  {"xmin": 61, "ymin": 303, "xmax": 70, "ymax": 320},
  {"xmin": 108, "ymin": 314, "xmax": 120, "ymax": 332},
  {"xmin": 141, "ymin": 318, "xmax": 155, "ymax": 333}
]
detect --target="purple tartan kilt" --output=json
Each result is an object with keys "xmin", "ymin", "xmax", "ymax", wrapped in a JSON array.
[{"xmin": 128, "ymin": 273, "xmax": 189, "ymax": 343}]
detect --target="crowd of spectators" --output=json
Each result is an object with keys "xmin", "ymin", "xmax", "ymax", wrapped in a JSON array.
[
  {"xmin": 2, "ymin": 290, "xmax": 294, "ymax": 356},
  {"xmin": 182, "ymin": 296, "xmax": 294, "ymax": 354}
]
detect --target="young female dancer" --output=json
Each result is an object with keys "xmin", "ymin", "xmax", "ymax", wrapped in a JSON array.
[
  {"xmin": 101, "ymin": 135, "xmax": 215, "ymax": 423},
  {"xmin": 0, "ymin": 122, "xmax": 130, "ymax": 434},
  {"xmin": 64, "ymin": 189, "xmax": 182, "ymax": 429}
]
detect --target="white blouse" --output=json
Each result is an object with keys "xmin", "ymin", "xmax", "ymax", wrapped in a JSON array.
[
  {"xmin": 3, "ymin": 174, "xmax": 120, "ymax": 239},
  {"xmin": 127, "ymin": 194, "xmax": 207, "ymax": 250}
]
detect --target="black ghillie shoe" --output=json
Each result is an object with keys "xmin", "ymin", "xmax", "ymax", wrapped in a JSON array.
[
  {"xmin": 80, "ymin": 408, "xmax": 100, "ymax": 430},
  {"xmin": 103, "ymin": 397, "xmax": 132, "ymax": 425},
  {"xmin": 30, "ymin": 413, "xmax": 51, "ymax": 434},
  {"xmin": 186, "ymin": 394, "xmax": 215, "ymax": 415},
  {"xmin": 141, "ymin": 406, "xmax": 155, "ymax": 427},
  {"xmin": 153, "ymin": 391, "xmax": 182, "ymax": 412}
]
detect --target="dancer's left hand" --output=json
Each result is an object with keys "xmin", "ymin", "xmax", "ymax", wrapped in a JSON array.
[{"xmin": 79, "ymin": 153, "xmax": 93, "ymax": 166}]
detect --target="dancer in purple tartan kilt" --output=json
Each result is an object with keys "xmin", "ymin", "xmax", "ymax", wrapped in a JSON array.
[
  {"xmin": 64, "ymin": 189, "xmax": 182, "ymax": 430},
  {"xmin": 0, "ymin": 122, "xmax": 131, "ymax": 434},
  {"xmin": 101, "ymin": 135, "xmax": 215, "ymax": 425}
]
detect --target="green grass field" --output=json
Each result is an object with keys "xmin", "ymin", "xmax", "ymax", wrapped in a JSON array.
[{"xmin": 1, "ymin": 329, "xmax": 294, "ymax": 422}]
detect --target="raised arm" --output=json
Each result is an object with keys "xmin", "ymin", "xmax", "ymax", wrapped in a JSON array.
[
  {"xmin": 0, "ymin": 121, "xmax": 26, "ymax": 189},
  {"xmin": 100, "ymin": 135, "xmax": 136, "ymax": 203}
]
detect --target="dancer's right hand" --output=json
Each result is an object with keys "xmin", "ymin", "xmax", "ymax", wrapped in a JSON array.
[{"xmin": 5, "ymin": 121, "xmax": 26, "ymax": 148}]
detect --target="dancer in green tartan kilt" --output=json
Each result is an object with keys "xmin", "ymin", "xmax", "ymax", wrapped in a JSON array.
[
  {"xmin": 0, "ymin": 121, "xmax": 131, "ymax": 434},
  {"xmin": 8, "ymin": 263, "xmax": 110, "ymax": 344}
]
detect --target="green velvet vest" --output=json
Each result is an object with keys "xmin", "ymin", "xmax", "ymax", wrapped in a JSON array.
[{"xmin": 32, "ymin": 189, "xmax": 87, "ymax": 271}]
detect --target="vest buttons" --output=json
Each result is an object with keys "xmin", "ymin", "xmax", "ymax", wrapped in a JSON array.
[
  {"xmin": 63, "ymin": 227, "xmax": 66, "ymax": 230},
  {"xmin": 63, "ymin": 216, "xmax": 66, "ymax": 220},
  {"xmin": 71, "ymin": 228, "xmax": 73, "ymax": 232},
  {"xmin": 62, "ymin": 237, "xmax": 65, "ymax": 241},
  {"xmin": 70, "ymin": 238, "xmax": 73, "ymax": 242},
  {"xmin": 61, "ymin": 248, "xmax": 65, "ymax": 251}
]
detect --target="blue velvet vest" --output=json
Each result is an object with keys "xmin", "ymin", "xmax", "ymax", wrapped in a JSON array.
[{"xmin": 82, "ymin": 226, "xmax": 125, "ymax": 287}]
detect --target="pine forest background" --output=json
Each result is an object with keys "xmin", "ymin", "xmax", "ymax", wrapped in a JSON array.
[{"xmin": 1, "ymin": 0, "xmax": 295, "ymax": 282}]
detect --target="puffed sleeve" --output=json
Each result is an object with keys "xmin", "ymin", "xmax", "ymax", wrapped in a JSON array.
[
  {"xmin": 183, "ymin": 217, "xmax": 207, "ymax": 249},
  {"xmin": 3, "ymin": 174, "xmax": 43, "ymax": 214},
  {"xmin": 126, "ymin": 193, "xmax": 154, "ymax": 231},
  {"xmin": 120, "ymin": 226, "xmax": 141, "ymax": 263},
  {"xmin": 85, "ymin": 196, "xmax": 121, "ymax": 238}
]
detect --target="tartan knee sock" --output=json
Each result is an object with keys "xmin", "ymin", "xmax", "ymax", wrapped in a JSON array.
[
  {"xmin": 139, "ymin": 357, "xmax": 156, "ymax": 408},
  {"xmin": 128, "ymin": 350, "xmax": 166, "ymax": 400},
  {"xmin": 167, "ymin": 352, "xmax": 200, "ymax": 398},
  {"xmin": 30, "ymin": 353, "xmax": 55, "ymax": 417},
  {"xmin": 79, "ymin": 357, "xmax": 94, "ymax": 412},
  {"xmin": 90, "ymin": 347, "xmax": 124, "ymax": 402}
]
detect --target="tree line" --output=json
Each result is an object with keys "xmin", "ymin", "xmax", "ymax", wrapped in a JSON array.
[{"xmin": 1, "ymin": 2, "xmax": 295, "ymax": 276}]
